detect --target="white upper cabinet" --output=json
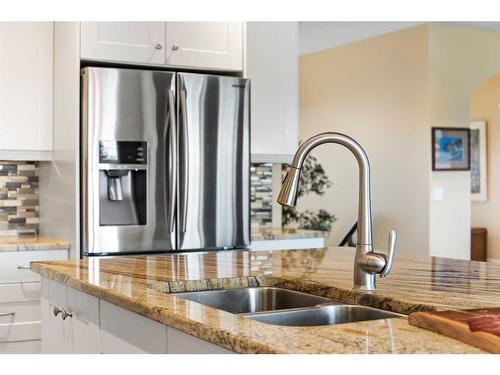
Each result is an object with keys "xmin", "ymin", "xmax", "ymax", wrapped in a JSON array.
[
  {"xmin": 0, "ymin": 22, "xmax": 53, "ymax": 157},
  {"xmin": 80, "ymin": 22, "xmax": 166, "ymax": 65},
  {"xmin": 245, "ymin": 22, "xmax": 299, "ymax": 164},
  {"xmin": 165, "ymin": 22, "xmax": 243, "ymax": 71},
  {"xmin": 80, "ymin": 22, "xmax": 243, "ymax": 71}
]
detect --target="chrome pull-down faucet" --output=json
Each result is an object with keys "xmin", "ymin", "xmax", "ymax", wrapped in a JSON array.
[{"xmin": 277, "ymin": 132, "xmax": 397, "ymax": 291}]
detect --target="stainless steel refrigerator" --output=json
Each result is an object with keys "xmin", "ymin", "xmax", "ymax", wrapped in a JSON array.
[{"xmin": 81, "ymin": 67, "xmax": 250, "ymax": 256}]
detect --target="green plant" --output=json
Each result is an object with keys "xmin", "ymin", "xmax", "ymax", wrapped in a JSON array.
[{"xmin": 282, "ymin": 155, "xmax": 336, "ymax": 232}]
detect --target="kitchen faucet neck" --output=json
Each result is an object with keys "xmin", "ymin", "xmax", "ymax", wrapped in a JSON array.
[
  {"xmin": 279, "ymin": 132, "xmax": 397, "ymax": 291},
  {"xmin": 288, "ymin": 132, "xmax": 373, "ymax": 248}
]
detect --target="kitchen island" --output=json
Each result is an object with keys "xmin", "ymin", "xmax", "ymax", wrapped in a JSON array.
[{"xmin": 30, "ymin": 248, "xmax": 500, "ymax": 354}]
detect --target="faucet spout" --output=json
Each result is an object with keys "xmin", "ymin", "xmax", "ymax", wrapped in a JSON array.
[
  {"xmin": 278, "ymin": 132, "xmax": 373, "ymax": 247},
  {"xmin": 277, "ymin": 132, "xmax": 397, "ymax": 291}
]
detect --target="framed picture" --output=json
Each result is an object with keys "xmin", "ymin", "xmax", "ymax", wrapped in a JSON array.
[
  {"xmin": 470, "ymin": 121, "xmax": 487, "ymax": 201},
  {"xmin": 431, "ymin": 127, "xmax": 471, "ymax": 171}
]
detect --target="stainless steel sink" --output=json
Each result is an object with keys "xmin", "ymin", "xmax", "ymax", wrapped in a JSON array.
[
  {"xmin": 244, "ymin": 305, "xmax": 404, "ymax": 326},
  {"xmin": 174, "ymin": 287, "xmax": 333, "ymax": 314}
]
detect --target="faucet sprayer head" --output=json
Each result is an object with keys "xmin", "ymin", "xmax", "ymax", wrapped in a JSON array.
[{"xmin": 277, "ymin": 166, "xmax": 302, "ymax": 207}]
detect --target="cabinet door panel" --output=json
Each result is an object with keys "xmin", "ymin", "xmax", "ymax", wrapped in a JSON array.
[
  {"xmin": 63, "ymin": 286, "xmax": 99, "ymax": 353},
  {"xmin": 166, "ymin": 22, "xmax": 243, "ymax": 70},
  {"xmin": 0, "ymin": 22, "xmax": 53, "ymax": 152},
  {"xmin": 40, "ymin": 278, "xmax": 65, "ymax": 353},
  {"xmin": 246, "ymin": 22, "xmax": 299, "ymax": 163},
  {"xmin": 100, "ymin": 300, "xmax": 167, "ymax": 353},
  {"xmin": 0, "ymin": 339, "xmax": 40, "ymax": 354},
  {"xmin": 167, "ymin": 326, "xmax": 233, "ymax": 354},
  {"xmin": 41, "ymin": 297, "xmax": 61, "ymax": 353},
  {"xmin": 81, "ymin": 22, "xmax": 166, "ymax": 64}
]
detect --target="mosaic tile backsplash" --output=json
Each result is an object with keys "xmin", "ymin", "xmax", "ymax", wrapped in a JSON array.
[
  {"xmin": 0, "ymin": 161, "xmax": 39, "ymax": 236},
  {"xmin": 250, "ymin": 163, "xmax": 273, "ymax": 229}
]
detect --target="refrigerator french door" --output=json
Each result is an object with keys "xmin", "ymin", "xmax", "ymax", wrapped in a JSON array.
[{"xmin": 81, "ymin": 67, "xmax": 250, "ymax": 255}]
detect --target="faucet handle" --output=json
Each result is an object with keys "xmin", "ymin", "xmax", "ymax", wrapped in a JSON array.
[{"xmin": 380, "ymin": 229, "xmax": 397, "ymax": 278}]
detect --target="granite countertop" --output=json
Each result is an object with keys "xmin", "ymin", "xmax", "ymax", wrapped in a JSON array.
[
  {"xmin": 251, "ymin": 228, "xmax": 328, "ymax": 241},
  {"xmin": 0, "ymin": 236, "xmax": 71, "ymax": 252},
  {"xmin": 30, "ymin": 247, "xmax": 500, "ymax": 354}
]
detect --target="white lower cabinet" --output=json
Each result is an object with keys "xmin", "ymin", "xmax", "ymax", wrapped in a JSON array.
[
  {"xmin": 99, "ymin": 300, "xmax": 167, "ymax": 354},
  {"xmin": 41, "ymin": 278, "xmax": 99, "ymax": 353},
  {"xmin": 0, "ymin": 250, "xmax": 69, "ymax": 354},
  {"xmin": 166, "ymin": 326, "xmax": 232, "ymax": 354},
  {"xmin": 0, "ymin": 283, "xmax": 41, "ymax": 351},
  {"xmin": 0, "ymin": 339, "xmax": 41, "ymax": 354},
  {"xmin": 41, "ymin": 277, "xmax": 233, "ymax": 354}
]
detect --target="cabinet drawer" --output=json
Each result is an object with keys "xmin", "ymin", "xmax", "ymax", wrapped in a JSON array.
[
  {"xmin": 0, "ymin": 283, "xmax": 42, "ymax": 344},
  {"xmin": 0, "ymin": 321, "xmax": 40, "ymax": 343},
  {"xmin": 0, "ymin": 339, "xmax": 40, "ymax": 353},
  {"xmin": 0, "ymin": 299, "xmax": 40, "ymax": 324},
  {"xmin": 0, "ymin": 282, "xmax": 40, "ymax": 303},
  {"xmin": 0, "ymin": 250, "xmax": 68, "ymax": 284}
]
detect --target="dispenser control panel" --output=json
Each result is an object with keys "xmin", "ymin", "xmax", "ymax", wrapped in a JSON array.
[{"xmin": 99, "ymin": 141, "xmax": 147, "ymax": 164}]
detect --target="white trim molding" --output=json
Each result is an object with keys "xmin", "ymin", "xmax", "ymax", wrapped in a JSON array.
[
  {"xmin": 470, "ymin": 120, "xmax": 487, "ymax": 201},
  {"xmin": 0, "ymin": 150, "xmax": 53, "ymax": 161},
  {"xmin": 251, "ymin": 154, "xmax": 293, "ymax": 164}
]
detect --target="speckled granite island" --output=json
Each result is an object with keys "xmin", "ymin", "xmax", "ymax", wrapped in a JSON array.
[{"xmin": 31, "ymin": 248, "xmax": 500, "ymax": 354}]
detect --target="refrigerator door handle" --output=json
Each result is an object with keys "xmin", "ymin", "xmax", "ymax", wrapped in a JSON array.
[
  {"xmin": 179, "ymin": 88, "xmax": 189, "ymax": 233},
  {"xmin": 167, "ymin": 89, "xmax": 177, "ymax": 233}
]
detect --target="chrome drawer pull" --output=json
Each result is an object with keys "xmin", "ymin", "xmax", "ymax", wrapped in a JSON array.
[
  {"xmin": 17, "ymin": 265, "xmax": 31, "ymax": 270},
  {"xmin": 0, "ymin": 312, "xmax": 15, "ymax": 317},
  {"xmin": 61, "ymin": 309, "xmax": 73, "ymax": 320},
  {"xmin": 53, "ymin": 306, "xmax": 62, "ymax": 317}
]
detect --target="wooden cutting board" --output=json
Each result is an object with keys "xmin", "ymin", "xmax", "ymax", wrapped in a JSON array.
[{"xmin": 408, "ymin": 308, "xmax": 500, "ymax": 353}]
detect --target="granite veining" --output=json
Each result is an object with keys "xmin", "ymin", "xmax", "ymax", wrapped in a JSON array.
[
  {"xmin": 251, "ymin": 228, "xmax": 328, "ymax": 241},
  {"xmin": 0, "ymin": 235, "xmax": 71, "ymax": 252},
  {"xmin": 30, "ymin": 247, "xmax": 500, "ymax": 354}
]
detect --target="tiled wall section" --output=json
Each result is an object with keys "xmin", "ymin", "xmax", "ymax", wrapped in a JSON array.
[
  {"xmin": 0, "ymin": 161, "xmax": 39, "ymax": 236},
  {"xmin": 250, "ymin": 163, "xmax": 273, "ymax": 229},
  {"xmin": 0, "ymin": 161, "xmax": 270, "ymax": 235}
]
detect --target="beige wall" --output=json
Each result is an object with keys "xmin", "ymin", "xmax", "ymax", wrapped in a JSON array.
[
  {"xmin": 470, "ymin": 75, "xmax": 500, "ymax": 259},
  {"xmin": 299, "ymin": 23, "xmax": 500, "ymax": 259},
  {"xmin": 299, "ymin": 25, "xmax": 430, "ymax": 254},
  {"xmin": 428, "ymin": 24, "xmax": 500, "ymax": 259}
]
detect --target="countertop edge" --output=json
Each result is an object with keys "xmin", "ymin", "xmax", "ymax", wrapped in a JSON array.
[
  {"xmin": 0, "ymin": 237, "xmax": 71, "ymax": 252},
  {"xmin": 30, "ymin": 262, "xmax": 282, "ymax": 354}
]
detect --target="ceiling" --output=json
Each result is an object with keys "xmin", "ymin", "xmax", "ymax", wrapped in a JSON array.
[{"xmin": 299, "ymin": 22, "xmax": 500, "ymax": 55}]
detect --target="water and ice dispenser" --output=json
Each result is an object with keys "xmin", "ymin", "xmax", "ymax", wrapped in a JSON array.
[{"xmin": 98, "ymin": 141, "xmax": 147, "ymax": 226}]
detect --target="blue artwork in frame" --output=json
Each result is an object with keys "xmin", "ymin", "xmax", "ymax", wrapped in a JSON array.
[{"xmin": 432, "ymin": 127, "xmax": 471, "ymax": 171}]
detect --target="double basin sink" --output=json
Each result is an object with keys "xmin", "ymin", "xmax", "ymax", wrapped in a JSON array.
[{"xmin": 174, "ymin": 287, "xmax": 403, "ymax": 327}]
